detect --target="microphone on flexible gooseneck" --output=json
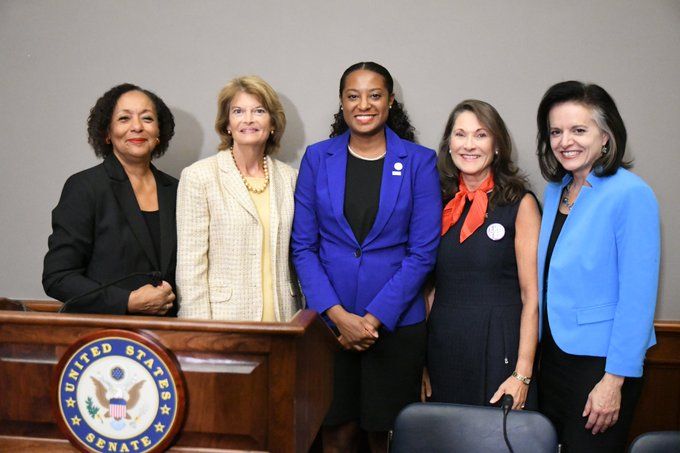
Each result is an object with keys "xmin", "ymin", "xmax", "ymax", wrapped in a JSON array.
[
  {"xmin": 58, "ymin": 271, "xmax": 162, "ymax": 313},
  {"xmin": 502, "ymin": 393, "xmax": 514, "ymax": 414},
  {"xmin": 501, "ymin": 394, "xmax": 515, "ymax": 453}
]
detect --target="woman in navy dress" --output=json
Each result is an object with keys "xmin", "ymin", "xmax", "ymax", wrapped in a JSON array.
[{"xmin": 425, "ymin": 99, "xmax": 541, "ymax": 411}]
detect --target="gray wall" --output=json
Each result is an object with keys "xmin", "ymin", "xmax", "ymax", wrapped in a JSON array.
[{"xmin": 1, "ymin": 0, "xmax": 678, "ymax": 319}]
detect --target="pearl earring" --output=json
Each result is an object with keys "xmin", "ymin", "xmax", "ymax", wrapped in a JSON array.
[{"xmin": 601, "ymin": 145, "xmax": 609, "ymax": 154}]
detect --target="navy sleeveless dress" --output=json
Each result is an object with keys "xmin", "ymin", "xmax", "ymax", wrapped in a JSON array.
[{"xmin": 427, "ymin": 195, "xmax": 537, "ymax": 408}]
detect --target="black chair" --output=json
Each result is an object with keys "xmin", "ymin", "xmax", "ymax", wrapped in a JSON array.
[
  {"xmin": 390, "ymin": 402, "xmax": 558, "ymax": 453},
  {"xmin": 628, "ymin": 431, "xmax": 680, "ymax": 453}
]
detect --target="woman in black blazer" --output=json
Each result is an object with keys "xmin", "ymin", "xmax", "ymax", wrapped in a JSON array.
[{"xmin": 43, "ymin": 83, "xmax": 178, "ymax": 315}]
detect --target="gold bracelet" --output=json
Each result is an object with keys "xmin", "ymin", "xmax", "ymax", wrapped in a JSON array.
[{"xmin": 512, "ymin": 371, "xmax": 531, "ymax": 385}]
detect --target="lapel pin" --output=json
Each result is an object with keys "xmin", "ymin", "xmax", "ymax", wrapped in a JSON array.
[
  {"xmin": 392, "ymin": 162, "xmax": 403, "ymax": 176},
  {"xmin": 486, "ymin": 223, "xmax": 505, "ymax": 241}
]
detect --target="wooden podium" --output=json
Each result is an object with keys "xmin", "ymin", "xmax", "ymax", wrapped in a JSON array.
[{"xmin": 0, "ymin": 298, "xmax": 337, "ymax": 452}]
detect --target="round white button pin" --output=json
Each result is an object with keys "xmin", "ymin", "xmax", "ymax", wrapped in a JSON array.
[
  {"xmin": 394, "ymin": 162, "xmax": 403, "ymax": 171},
  {"xmin": 486, "ymin": 223, "xmax": 505, "ymax": 241}
]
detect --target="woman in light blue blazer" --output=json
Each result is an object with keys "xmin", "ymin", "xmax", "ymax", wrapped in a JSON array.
[
  {"xmin": 536, "ymin": 81, "xmax": 660, "ymax": 452},
  {"xmin": 292, "ymin": 62, "xmax": 441, "ymax": 452}
]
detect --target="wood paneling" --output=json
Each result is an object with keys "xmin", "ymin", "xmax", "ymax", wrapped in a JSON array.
[
  {"xmin": 0, "ymin": 298, "xmax": 675, "ymax": 451},
  {"xmin": 629, "ymin": 320, "xmax": 680, "ymax": 442},
  {"xmin": 0, "ymin": 299, "xmax": 337, "ymax": 452}
]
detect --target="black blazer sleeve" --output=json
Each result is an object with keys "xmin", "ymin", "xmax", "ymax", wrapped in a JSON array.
[{"xmin": 42, "ymin": 171, "xmax": 131, "ymax": 313}]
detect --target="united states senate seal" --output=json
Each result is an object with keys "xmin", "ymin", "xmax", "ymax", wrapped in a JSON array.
[{"xmin": 53, "ymin": 329, "xmax": 185, "ymax": 453}]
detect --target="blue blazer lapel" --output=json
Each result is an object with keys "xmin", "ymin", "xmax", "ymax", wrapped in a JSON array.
[
  {"xmin": 539, "ymin": 187, "xmax": 557, "ymax": 274},
  {"xmin": 325, "ymin": 132, "xmax": 357, "ymax": 244},
  {"xmin": 538, "ymin": 176, "xmax": 570, "ymax": 329},
  {"xmin": 363, "ymin": 128, "xmax": 407, "ymax": 246},
  {"xmin": 538, "ymin": 178, "xmax": 570, "ymax": 272},
  {"xmin": 541, "ymin": 172, "xmax": 601, "ymax": 274}
]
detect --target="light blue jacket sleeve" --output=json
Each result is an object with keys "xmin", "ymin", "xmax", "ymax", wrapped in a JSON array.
[{"xmin": 605, "ymin": 183, "xmax": 660, "ymax": 377}]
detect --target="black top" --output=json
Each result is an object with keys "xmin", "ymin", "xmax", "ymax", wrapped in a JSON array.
[
  {"xmin": 542, "ymin": 209, "xmax": 568, "ymax": 335},
  {"xmin": 142, "ymin": 210, "xmax": 161, "ymax": 266},
  {"xmin": 343, "ymin": 149, "xmax": 384, "ymax": 244}
]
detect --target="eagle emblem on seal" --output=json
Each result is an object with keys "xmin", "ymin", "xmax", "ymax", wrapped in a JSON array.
[{"xmin": 90, "ymin": 366, "xmax": 145, "ymax": 428}]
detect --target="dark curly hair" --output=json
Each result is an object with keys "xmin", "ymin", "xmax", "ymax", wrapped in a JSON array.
[
  {"xmin": 329, "ymin": 62, "xmax": 416, "ymax": 142},
  {"xmin": 87, "ymin": 83, "xmax": 175, "ymax": 158},
  {"xmin": 437, "ymin": 99, "xmax": 528, "ymax": 206},
  {"xmin": 536, "ymin": 80, "xmax": 630, "ymax": 182}
]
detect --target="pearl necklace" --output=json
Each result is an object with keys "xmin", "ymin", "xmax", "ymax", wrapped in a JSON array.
[
  {"xmin": 347, "ymin": 145, "xmax": 386, "ymax": 161},
  {"xmin": 231, "ymin": 148, "xmax": 269, "ymax": 194}
]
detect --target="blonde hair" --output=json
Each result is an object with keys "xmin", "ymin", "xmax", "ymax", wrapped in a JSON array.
[{"xmin": 215, "ymin": 75, "xmax": 286, "ymax": 155}]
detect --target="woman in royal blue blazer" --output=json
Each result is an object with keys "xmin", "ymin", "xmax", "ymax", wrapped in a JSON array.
[
  {"xmin": 292, "ymin": 62, "xmax": 441, "ymax": 452},
  {"xmin": 536, "ymin": 81, "xmax": 660, "ymax": 452}
]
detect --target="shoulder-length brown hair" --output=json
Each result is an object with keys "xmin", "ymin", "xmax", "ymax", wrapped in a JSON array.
[
  {"xmin": 536, "ymin": 80, "xmax": 630, "ymax": 182},
  {"xmin": 215, "ymin": 75, "xmax": 286, "ymax": 155},
  {"xmin": 437, "ymin": 99, "xmax": 527, "ymax": 206}
]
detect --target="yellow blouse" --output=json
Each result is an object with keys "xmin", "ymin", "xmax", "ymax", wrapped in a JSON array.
[{"xmin": 245, "ymin": 177, "xmax": 275, "ymax": 321}]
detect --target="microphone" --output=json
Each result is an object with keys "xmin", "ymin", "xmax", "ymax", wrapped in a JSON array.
[
  {"xmin": 58, "ymin": 271, "xmax": 162, "ymax": 313},
  {"xmin": 501, "ymin": 394, "xmax": 515, "ymax": 453},
  {"xmin": 501, "ymin": 394, "xmax": 514, "ymax": 415}
]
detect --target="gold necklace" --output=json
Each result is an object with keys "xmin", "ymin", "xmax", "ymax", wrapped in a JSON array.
[{"xmin": 231, "ymin": 148, "xmax": 269, "ymax": 194}]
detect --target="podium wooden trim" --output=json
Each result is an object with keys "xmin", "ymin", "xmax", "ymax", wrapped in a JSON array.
[{"xmin": 0, "ymin": 298, "xmax": 338, "ymax": 452}]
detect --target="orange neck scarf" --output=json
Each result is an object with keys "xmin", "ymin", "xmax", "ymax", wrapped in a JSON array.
[{"xmin": 441, "ymin": 172, "xmax": 495, "ymax": 242}]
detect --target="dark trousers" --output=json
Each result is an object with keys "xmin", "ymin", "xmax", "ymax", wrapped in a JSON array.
[{"xmin": 539, "ymin": 325, "xmax": 642, "ymax": 453}]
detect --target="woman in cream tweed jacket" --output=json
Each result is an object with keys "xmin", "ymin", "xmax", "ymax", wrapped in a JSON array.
[{"xmin": 176, "ymin": 76, "xmax": 300, "ymax": 322}]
